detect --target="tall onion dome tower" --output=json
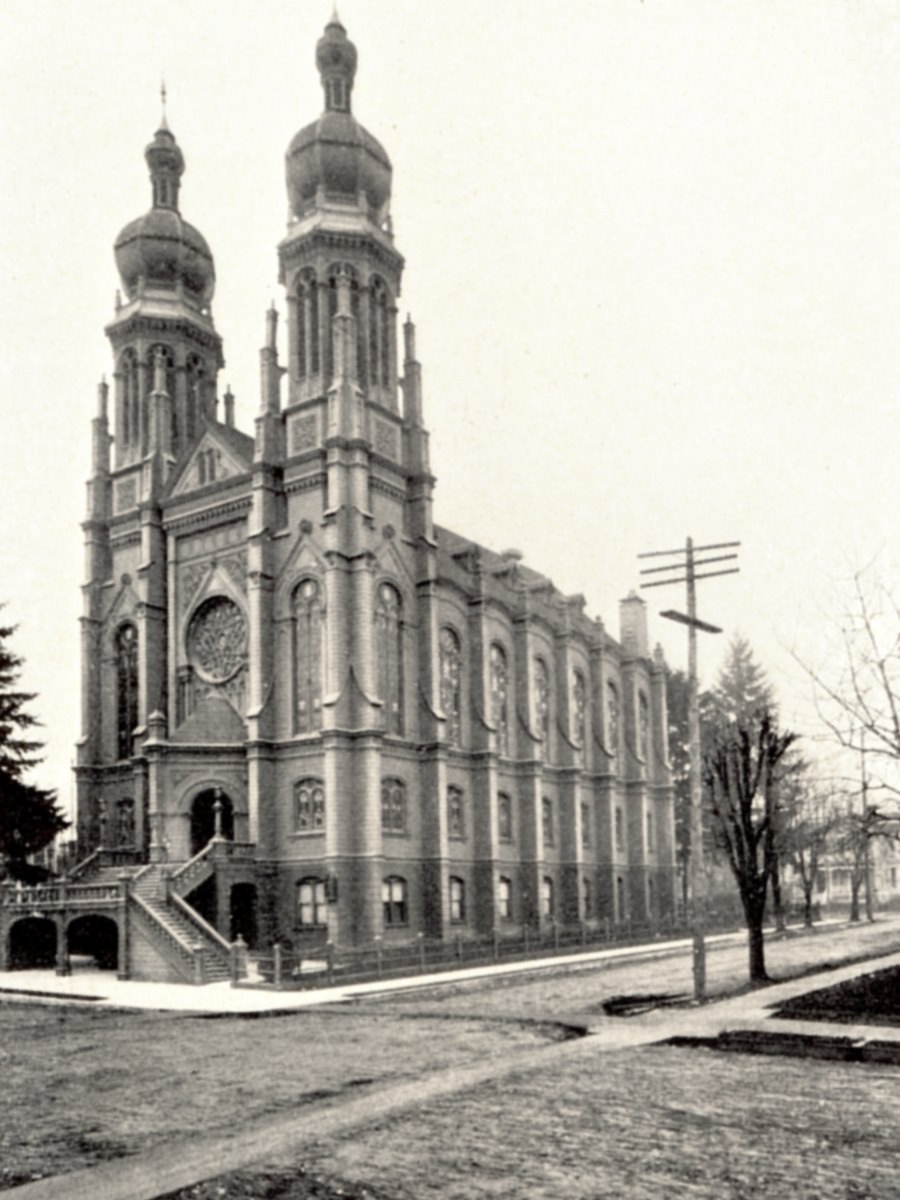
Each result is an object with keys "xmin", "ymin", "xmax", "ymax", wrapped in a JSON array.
[
  {"xmin": 107, "ymin": 115, "xmax": 224, "ymax": 475},
  {"xmin": 280, "ymin": 14, "xmax": 404, "ymax": 412}
]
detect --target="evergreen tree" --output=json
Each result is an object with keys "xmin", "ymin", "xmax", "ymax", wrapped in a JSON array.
[
  {"xmin": 708, "ymin": 634, "xmax": 776, "ymax": 726},
  {"xmin": 0, "ymin": 616, "xmax": 68, "ymax": 878}
]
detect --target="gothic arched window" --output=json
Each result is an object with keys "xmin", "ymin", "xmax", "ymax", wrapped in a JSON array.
[
  {"xmin": 606, "ymin": 680, "xmax": 620, "ymax": 756},
  {"xmin": 542, "ymin": 797, "xmax": 555, "ymax": 846},
  {"xmin": 375, "ymin": 583, "xmax": 403, "ymax": 734},
  {"xmin": 120, "ymin": 350, "xmax": 140, "ymax": 449},
  {"xmin": 572, "ymin": 669, "xmax": 587, "ymax": 754},
  {"xmin": 148, "ymin": 344, "xmax": 177, "ymax": 447},
  {"xmin": 381, "ymin": 778, "xmax": 407, "ymax": 834},
  {"xmin": 369, "ymin": 277, "xmax": 390, "ymax": 391},
  {"xmin": 534, "ymin": 657, "xmax": 551, "ymax": 760},
  {"xmin": 293, "ymin": 579, "xmax": 323, "ymax": 733},
  {"xmin": 185, "ymin": 354, "xmax": 205, "ymax": 442},
  {"xmin": 115, "ymin": 623, "xmax": 139, "ymax": 760},
  {"xmin": 439, "ymin": 627, "xmax": 462, "ymax": 747},
  {"xmin": 639, "ymin": 690, "xmax": 650, "ymax": 761},
  {"xmin": 294, "ymin": 778, "xmax": 325, "ymax": 832},
  {"xmin": 297, "ymin": 271, "xmax": 319, "ymax": 380},
  {"xmin": 489, "ymin": 643, "xmax": 509, "ymax": 755}
]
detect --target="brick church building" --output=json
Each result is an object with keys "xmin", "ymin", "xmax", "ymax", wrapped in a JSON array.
[{"xmin": 5, "ymin": 18, "xmax": 676, "ymax": 981}]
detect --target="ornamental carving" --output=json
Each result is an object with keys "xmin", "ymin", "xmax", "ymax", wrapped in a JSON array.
[
  {"xmin": 180, "ymin": 563, "xmax": 208, "ymax": 610},
  {"xmin": 222, "ymin": 551, "xmax": 248, "ymax": 594},
  {"xmin": 188, "ymin": 596, "xmax": 247, "ymax": 682}
]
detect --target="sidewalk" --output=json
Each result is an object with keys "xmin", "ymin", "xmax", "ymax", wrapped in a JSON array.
[{"xmin": 0, "ymin": 924, "xmax": 788, "ymax": 1014}]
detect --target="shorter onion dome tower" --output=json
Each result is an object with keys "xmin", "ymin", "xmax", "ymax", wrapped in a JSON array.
[{"xmin": 106, "ymin": 111, "xmax": 224, "ymax": 480}]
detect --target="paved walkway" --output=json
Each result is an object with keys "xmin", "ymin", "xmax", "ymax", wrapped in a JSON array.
[
  {"xmin": 0, "ymin": 926, "xmax": 758, "ymax": 1013},
  {"xmin": 7, "ymin": 945, "xmax": 900, "ymax": 1200}
]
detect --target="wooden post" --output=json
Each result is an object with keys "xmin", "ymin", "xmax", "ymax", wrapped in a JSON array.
[
  {"xmin": 326, "ymin": 940, "xmax": 335, "ymax": 986},
  {"xmin": 273, "ymin": 941, "xmax": 282, "ymax": 988},
  {"xmin": 417, "ymin": 931, "xmax": 426, "ymax": 972}
]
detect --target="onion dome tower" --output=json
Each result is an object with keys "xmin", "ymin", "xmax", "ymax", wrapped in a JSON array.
[
  {"xmin": 279, "ymin": 14, "xmax": 404, "ymax": 411},
  {"xmin": 106, "ymin": 109, "xmax": 224, "ymax": 475}
]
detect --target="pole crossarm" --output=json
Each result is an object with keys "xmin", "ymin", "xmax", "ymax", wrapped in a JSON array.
[
  {"xmin": 640, "ymin": 553, "xmax": 738, "ymax": 577},
  {"xmin": 638, "ymin": 540, "xmax": 740, "ymax": 560},
  {"xmin": 641, "ymin": 568, "xmax": 740, "ymax": 588}
]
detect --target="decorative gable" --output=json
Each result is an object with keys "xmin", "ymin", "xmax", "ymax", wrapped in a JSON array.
[{"xmin": 170, "ymin": 429, "xmax": 250, "ymax": 497}]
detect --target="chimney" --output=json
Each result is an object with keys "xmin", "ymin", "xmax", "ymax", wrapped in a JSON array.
[{"xmin": 619, "ymin": 590, "xmax": 649, "ymax": 658}]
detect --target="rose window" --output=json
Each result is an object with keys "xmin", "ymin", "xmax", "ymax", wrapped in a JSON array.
[{"xmin": 188, "ymin": 596, "xmax": 247, "ymax": 682}]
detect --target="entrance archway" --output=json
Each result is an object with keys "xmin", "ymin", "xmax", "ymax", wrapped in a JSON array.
[
  {"xmin": 190, "ymin": 789, "xmax": 234, "ymax": 856},
  {"xmin": 67, "ymin": 914, "xmax": 119, "ymax": 971},
  {"xmin": 8, "ymin": 917, "xmax": 57, "ymax": 969},
  {"xmin": 230, "ymin": 883, "xmax": 258, "ymax": 948}
]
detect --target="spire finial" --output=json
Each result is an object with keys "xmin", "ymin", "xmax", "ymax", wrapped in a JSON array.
[
  {"xmin": 329, "ymin": 4, "xmax": 342, "ymax": 26},
  {"xmin": 160, "ymin": 78, "xmax": 169, "ymax": 130}
]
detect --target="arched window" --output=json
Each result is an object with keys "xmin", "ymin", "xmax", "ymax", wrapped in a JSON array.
[
  {"xmin": 439, "ymin": 627, "xmax": 462, "ymax": 747},
  {"xmin": 646, "ymin": 809, "xmax": 655, "ymax": 851},
  {"xmin": 497, "ymin": 876, "xmax": 512, "ymax": 921},
  {"xmin": 382, "ymin": 876, "xmax": 408, "ymax": 927},
  {"xmin": 447, "ymin": 786, "xmax": 465, "ymax": 839},
  {"xmin": 381, "ymin": 778, "xmax": 407, "ymax": 834},
  {"xmin": 185, "ymin": 355, "xmax": 205, "ymax": 441},
  {"xmin": 489, "ymin": 643, "xmax": 509, "ymax": 755},
  {"xmin": 297, "ymin": 271, "xmax": 320, "ymax": 380},
  {"xmin": 449, "ymin": 876, "xmax": 466, "ymax": 924},
  {"xmin": 116, "ymin": 798, "xmax": 135, "ymax": 847},
  {"xmin": 541, "ymin": 876, "xmax": 555, "ymax": 919},
  {"xmin": 534, "ymin": 657, "xmax": 551, "ymax": 759},
  {"xmin": 375, "ymin": 583, "xmax": 403, "ymax": 734},
  {"xmin": 297, "ymin": 877, "xmax": 326, "ymax": 926},
  {"xmin": 115, "ymin": 623, "xmax": 139, "ymax": 760},
  {"xmin": 293, "ymin": 579, "xmax": 323, "ymax": 733},
  {"xmin": 583, "ymin": 875, "xmax": 594, "ymax": 919},
  {"xmin": 614, "ymin": 807, "xmax": 624, "ymax": 852},
  {"xmin": 120, "ymin": 350, "xmax": 139, "ymax": 449},
  {"xmin": 294, "ymin": 778, "xmax": 325, "ymax": 832},
  {"xmin": 638, "ymin": 691, "xmax": 650, "ymax": 760},
  {"xmin": 606, "ymin": 680, "xmax": 620, "ymax": 755},
  {"xmin": 497, "ymin": 792, "xmax": 513, "ymax": 842},
  {"xmin": 581, "ymin": 801, "xmax": 591, "ymax": 849},
  {"xmin": 616, "ymin": 875, "xmax": 626, "ymax": 920},
  {"xmin": 542, "ymin": 797, "xmax": 554, "ymax": 847},
  {"xmin": 572, "ymin": 669, "xmax": 587, "ymax": 753},
  {"xmin": 369, "ymin": 277, "xmax": 390, "ymax": 391}
]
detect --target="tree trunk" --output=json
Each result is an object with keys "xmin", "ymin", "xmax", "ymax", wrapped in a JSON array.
[
  {"xmin": 849, "ymin": 877, "xmax": 861, "ymax": 923},
  {"xmin": 770, "ymin": 858, "xmax": 786, "ymax": 933},
  {"xmin": 802, "ymin": 882, "xmax": 814, "ymax": 927},
  {"xmin": 747, "ymin": 917, "xmax": 768, "ymax": 983}
]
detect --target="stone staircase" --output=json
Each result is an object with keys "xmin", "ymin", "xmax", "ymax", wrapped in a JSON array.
[{"xmin": 130, "ymin": 864, "xmax": 232, "ymax": 983}]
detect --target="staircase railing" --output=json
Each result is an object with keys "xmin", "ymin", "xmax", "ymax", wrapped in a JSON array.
[
  {"xmin": 67, "ymin": 848, "xmax": 101, "ymax": 881},
  {"xmin": 67, "ymin": 847, "xmax": 142, "ymax": 881},
  {"xmin": 169, "ymin": 845, "xmax": 214, "ymax": 897},
  {"xmin": 129, "ymin": 893, "xmax": 201, "ymax": 982},
  {"xmin": 169, "ymin": 892, "xmax": 233, "ymax": 960}
]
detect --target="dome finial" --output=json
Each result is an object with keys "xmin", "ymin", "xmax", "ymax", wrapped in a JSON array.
[
  {"xmin": 160, "ymin": 78, "xmax": 169, "ymax": 131},
  {"xmin": 316, "ymin": 13, "xmax": 357, "ymax": 112}
]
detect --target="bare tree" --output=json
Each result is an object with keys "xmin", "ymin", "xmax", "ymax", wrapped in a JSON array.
[
  {"xmin": 797, "ymin": 567, "xmax": 900, "ymax": 798},
  {"xmin": 704, "ymin": 708, "xmax": 797, "ymax": 983},
  {"xmin": 781, "ymin": 778, "xmax": 841, "ymax": 927}
]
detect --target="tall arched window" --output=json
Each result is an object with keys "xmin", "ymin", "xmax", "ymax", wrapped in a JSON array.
[
  {"xmin": 120, "ymin": 350, "xmax": 139, "ymax": 450},
  {"xmin": 489, "ymin": 643, "xmax": 509, "ymax": 755},
  {"xmin": 497, "ymin": 792, "xmax": 513, "ymax": 842},
  {"xmin": 572, "ymin": 669, "xmax": 587, "ymax": 753},
  {"xmin": 606, "ymin": 680, "xmax": 620, "ymax": 755},
  {"xmin": 294, "ymin": 778, "xmax": 325, "ymax": 832},
  {"xmin": 542, "ymin": 797, "xmax": 555, "ymax": 846},
  {"xmin": 541, "ymin": 876, "xmax": 555, "ymax": 919},
  {"xmin": 439, "ymin": 627, "xmax": 462, "ymax": 747},
  {"xmin": 449, "ymin": 876, "xmax": 466, "ymax": 924},
  {"xmin": 293, "ymin": 579, "xmax": 323, "ymax": 733},
  {"xmin": 115, "ymin": 623, "xmax": 139, "ymax": 760},
  {"xmin": 534, "ymin": 657, "xmax": 550, "ymax": 759},
  {"xmin": 381, "ymin": 778, "xmax": 407, "ymax": 834},
  {"xmin": 185, "ymin": 354, "xmax": 205, "ymax": 441},
  {"xmin": 369, "ymin": 277, "xmax": 390, "ymax": 391},
  {"xmin": 639, "ymin": 691, "xmax": 650, "ymax": 760},
  {"xmin": 375, "ymin": 583, "xmax": 403, "ymax": 734},
  {"xmin": 297, "ymin": 271, "xmax": 320, "ymax": 380}
]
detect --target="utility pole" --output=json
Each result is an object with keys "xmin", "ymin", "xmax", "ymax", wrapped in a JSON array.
[{"xmin": 639, "ymin": 537, "xmax": 739, "ymax": 1001}]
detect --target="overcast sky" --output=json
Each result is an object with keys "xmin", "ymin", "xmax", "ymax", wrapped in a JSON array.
[{"xmin": 2, "ymin": 0, "xmax": 898, "ymax": 806}]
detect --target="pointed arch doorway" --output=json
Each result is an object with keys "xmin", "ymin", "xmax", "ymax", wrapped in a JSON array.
[{"xmin": 190, "ymin": 788, "xmax": 234, "ymax": 857}]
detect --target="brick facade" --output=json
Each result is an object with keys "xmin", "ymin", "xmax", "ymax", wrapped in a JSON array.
[{"xmin": 74, "ymin": 17, "xmax": 676, "ymax": 964}]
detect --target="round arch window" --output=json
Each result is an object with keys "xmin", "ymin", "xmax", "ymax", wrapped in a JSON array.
[{"xmin": 187, "ymin": 596, "xmax": 247, "ymax": 683}]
